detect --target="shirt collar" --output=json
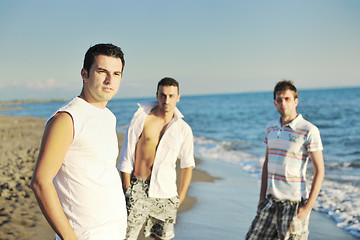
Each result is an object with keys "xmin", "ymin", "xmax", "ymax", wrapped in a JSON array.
[
  {"xmin": 137, "ymin": 101, "xmax": 184, "ymax": 120},
  {"xmin": 277, "ymin": 114, "xmax": 303, "ymax": 129}
]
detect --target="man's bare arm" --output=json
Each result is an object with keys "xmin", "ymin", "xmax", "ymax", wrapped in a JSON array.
[
  {"xmin": 120, "ymin": 172, "xmax": 131, "ymax": 193},
  {"xmin": 31, "ymin": 112, "xmax": 78, "ymax": 240},
  {"xmin": 297, "ymin": 150, "xmax": 324, "ymax": 220},
  {"xmin": 259, "ymin": 147, "xmax": 269, "ymax": 205},
  {"xmin": 178, "ymin": 167, "xmax": 193, "ymax": 205}
]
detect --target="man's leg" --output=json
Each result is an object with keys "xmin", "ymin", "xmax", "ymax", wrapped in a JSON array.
[
  {"xmin": 125, "ymin": 178, "xmax": 151, "ymax": 240},
  {"xmin": 246, "ymin": 196, "xmax": 278, "ymax": 240},
  {"xmin": 154, "ymin": 235, "xmax": 170, "ymax": 240},
  {"xmin": 282, "ymin": 201, "xmax": 310, "ymax": 240},
  {"xmin": 144, "ymin": 196, "xmax": 179, "ymax": 240},
  {"xmin": 146, "ymin": 216, "xmax": 176, "ymax": 240}
]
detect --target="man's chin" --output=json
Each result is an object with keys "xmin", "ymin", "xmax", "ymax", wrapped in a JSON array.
[{"xmin": 164, "ymin": 107, "xmax": 172, "ymax": 113}]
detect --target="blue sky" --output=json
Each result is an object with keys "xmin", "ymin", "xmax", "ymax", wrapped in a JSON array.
[{"xmin": 0, "ymin": 0, "xmax": 359, "ymax": 101}]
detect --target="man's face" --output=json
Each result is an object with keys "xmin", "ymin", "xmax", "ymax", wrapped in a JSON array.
[
  {"xmin": 81, "ymin": 54, "xmax": 123, "ymax": 106},
  {"xmin": 274, "ymin": 89, "xmax": 298, "ymax": 118},
  {"xmin": 156, "ymin": 85, "xmax": 180, "ymax": 113}
]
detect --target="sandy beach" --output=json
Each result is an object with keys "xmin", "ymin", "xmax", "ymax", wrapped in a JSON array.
[
  {"xmin": 0, "ymin": 114, "xmax": 217, "ymax": 240},
  {"xmin": 0, "ymin": 113, "xmax": 357, "ymax": 239}
]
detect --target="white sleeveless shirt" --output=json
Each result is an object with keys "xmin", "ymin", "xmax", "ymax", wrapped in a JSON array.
[{"xmin": 52, "ymin": 97, "xmax": 126, "ymax": 240}]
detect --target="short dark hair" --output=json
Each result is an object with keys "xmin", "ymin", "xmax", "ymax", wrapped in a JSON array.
[
  {"xmin": 273, "ymin": 80, "xmax": 298, "ymax": 99},
  {"xmin": 157, "ymin": 77, "xmax": 179, "ymax": 93},
  {"xmin": 83, "ymin": 43, "xmax": 125, "ymax": 75}
]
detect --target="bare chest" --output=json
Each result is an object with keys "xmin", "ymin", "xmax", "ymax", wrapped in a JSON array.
[{"xmin": 140, "ymin": 116, "xmax": 168, "ymax": 146}]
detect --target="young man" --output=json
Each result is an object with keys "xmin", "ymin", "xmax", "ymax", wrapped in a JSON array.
[
  {"xmin": 31, "ymin": 43, "xmax": 127, "ymax": 240},
  {"xmin": 246, "ymin": 80, "xmax": 325, "ymax": 240},
  {"xmin": 119, "ymin": 77, "xmax": 195, "ymax": 240}
]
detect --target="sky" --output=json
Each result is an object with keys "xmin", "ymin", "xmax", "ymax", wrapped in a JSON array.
[{"xmin": 0, "ymin": 0, "xmax": 359, "ymax": 101}]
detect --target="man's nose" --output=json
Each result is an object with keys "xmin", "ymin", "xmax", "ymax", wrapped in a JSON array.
[{"xmin": 104, "ymin": 74, "xmax": 112, "ymax": 85}]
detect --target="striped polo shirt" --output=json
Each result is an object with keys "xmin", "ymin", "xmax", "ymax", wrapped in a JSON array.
[{"xmin": 264, "ymin": 114, "xmax": 323, "ymax": 201}]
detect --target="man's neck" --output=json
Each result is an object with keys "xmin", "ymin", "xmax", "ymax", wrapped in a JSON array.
[
  {"xmin": 153, "ymin": 106, "xmax": 174, "ymax": 124},
  {"xmin": 281, "ymin": 113, "xmax": 297, "ymax": 126},
  {"xmin": 78, "ymin": 92, "xmax": 107, "ymax": 109}
]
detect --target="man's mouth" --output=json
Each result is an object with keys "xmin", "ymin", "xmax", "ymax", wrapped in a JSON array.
[{"xmin": 102, "ymin": 87, "xmax": 113, "ymax": 92}]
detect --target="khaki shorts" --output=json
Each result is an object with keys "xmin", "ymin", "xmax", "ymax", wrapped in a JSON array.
[{"xmin": 125, "ymin": 177, "xmax": 180, "ymax": 240}]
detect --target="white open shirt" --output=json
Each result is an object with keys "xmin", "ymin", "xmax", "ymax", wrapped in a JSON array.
[{"xmin": 118, "ymin": 101, "xmax": 195, "ymax": 198}]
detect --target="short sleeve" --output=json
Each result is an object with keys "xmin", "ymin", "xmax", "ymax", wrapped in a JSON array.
[
  {"xmin": 178, "ymin": 124, "xmax": 195, "ymax": 169},
  {"xmin": 306, "ymin": 126, "xmax": 323, "ymax": 152}
]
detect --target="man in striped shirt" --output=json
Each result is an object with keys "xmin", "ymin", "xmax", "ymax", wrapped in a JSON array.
[{"xmin": 246, "ymin": 80, "xmax": 325, "ymax": 240}]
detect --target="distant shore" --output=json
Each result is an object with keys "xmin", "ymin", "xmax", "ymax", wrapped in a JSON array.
[
  {"xmin": 0, "ymin": 98, "xmax": 69, "ymax": 105},
  {"xmin": 0, "ymin": 98, "xmax": 68, "ymax": 112},
  {"xmin": 0, "ymin": 114, "xmax": 218, "ymax": 240}
]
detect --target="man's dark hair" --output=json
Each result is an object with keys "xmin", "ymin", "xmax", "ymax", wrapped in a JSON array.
[
  {"xmin": 273, "ymin": 80, "xmax": 298, "ymax": 99},
  {"xmin": 157, "ymin": 77, "xmax": 179, "ymax": 93},
  {"xmin": 83, "ymin": 43, "xmax": 125, "ymax": 75}
]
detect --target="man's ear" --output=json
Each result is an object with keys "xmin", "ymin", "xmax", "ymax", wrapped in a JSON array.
[{"xmin": 81, "ymin": 68, "xmax": 88, "ymax": 83}]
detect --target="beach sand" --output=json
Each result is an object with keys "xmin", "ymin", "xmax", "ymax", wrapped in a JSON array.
[
  {"xmin": 0, "ymin": 115, "xmax": 48, "ymax": 240},
  {"xmin": 0, "ymin": 115, "xmax": 217, "ymax": 240},
  {"xmin": 0, "ymin": 114, "xmax": 356, "ymax": 239}
]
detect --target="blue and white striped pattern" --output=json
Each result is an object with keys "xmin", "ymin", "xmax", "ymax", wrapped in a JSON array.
[{"xmin": 264, "ymin": 114, "xmax": 323, "ymax": 201}]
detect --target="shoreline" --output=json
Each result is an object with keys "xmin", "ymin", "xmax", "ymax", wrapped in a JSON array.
[
  {"xmin": 0, "ymin": 114, "xmax": 218, "ymax": 240},
  {"xmin": 174, "ymin": 156, "xmax": 358, "ymax": 239}
]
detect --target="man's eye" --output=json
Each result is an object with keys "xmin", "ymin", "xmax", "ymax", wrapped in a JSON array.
[{"xmin": 276, "ymin": 97, "xmax": 292, "ymax": 102}]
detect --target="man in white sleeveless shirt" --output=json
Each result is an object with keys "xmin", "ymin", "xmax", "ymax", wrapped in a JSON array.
[{"xmin": 31, "ymin": 43, "xmax": 127, "ymax": 240}]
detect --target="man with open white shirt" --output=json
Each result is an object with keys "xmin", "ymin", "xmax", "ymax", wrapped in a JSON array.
[{"xmin": 119, "ymin": 77, "xmax": 195, "ymax": 240}]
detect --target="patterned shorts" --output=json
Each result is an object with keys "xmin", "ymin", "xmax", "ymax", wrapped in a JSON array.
[
  {"xmin": 246, "ymin": 195, "xmax": 310, "ymax": 240},
  {"xmin": 125, "ymin": 176, "xmax": 180, "ymax": 240}
]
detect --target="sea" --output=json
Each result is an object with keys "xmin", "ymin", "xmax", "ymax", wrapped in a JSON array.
[{"xmin": 2, "ymin": 87, "xmax": 360, "ymax": 239}]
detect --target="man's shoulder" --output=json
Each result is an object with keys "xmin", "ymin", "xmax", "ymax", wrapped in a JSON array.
[
  {"xmin": 132, "ymin": 102, "xmax": 157, "ymax": 117},
  {"xmin": 294, "ymin": 115, "xmax": 319, "ymax": 132},
  {"xmin": 58, "ymin": 97, "xmax": 92, "ymax": 114},
  {"xmin": 174, "ymin": 118, "xmax": 193, "ymax": 137},
  {"xmin": 176, "ymin": 117, "xmax": 191, "ymax": 127},
  {"xmin": 137, "ymin": 101, "xmax": 158, "ymax": 111},
  {"xmin": 265, "ymin": 119, "xmax": 279, "ymax": 129}
]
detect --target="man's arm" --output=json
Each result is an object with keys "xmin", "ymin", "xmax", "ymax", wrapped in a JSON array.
[
  {"xmin": 259, "ymin": 147, "xmax": 269, "ymax": 205},
  {"xmin": 120, "ymin": 172, "xmax": 131, "ymax": 193},
  {"xmin": 178, "ymin": 167, "xmax": 193, "ymax": 205},
  {"xmin": 297, "ymin": 150, "xmax": 324, "ymax": 220},
  {"xmin": 31, "ymin": 112, "xmax": 78, "ymax": 240},
  {"xmin": 118, "ymin": 124, "xmax": 134, "ymax": 191}
]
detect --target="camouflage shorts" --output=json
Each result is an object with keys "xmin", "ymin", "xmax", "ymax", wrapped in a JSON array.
[{"xmin": 125, "ymin": 176, "xmax": 180, "ymax": 240}]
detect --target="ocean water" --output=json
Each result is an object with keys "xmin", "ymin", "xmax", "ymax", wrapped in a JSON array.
[{"xmin": 2, "ymin": 87, "xmax": 360, "ymax": 238}]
